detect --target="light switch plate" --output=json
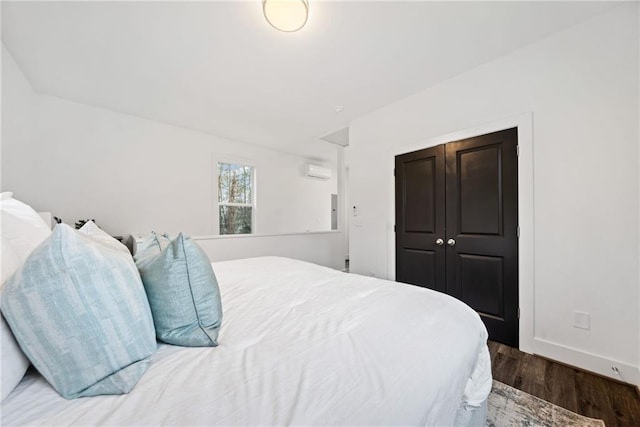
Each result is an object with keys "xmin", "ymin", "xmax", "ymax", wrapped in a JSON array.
[{"xmin": 573, "ymin": 311, "xmax": 590, "ymax": 330}]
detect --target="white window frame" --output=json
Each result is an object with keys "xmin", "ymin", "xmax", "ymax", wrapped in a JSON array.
[{"xmin": 216, "ymin": 159, "xmax": 257, "ymax": 235}]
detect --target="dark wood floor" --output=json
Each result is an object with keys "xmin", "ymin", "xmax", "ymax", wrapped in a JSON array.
[{"xmin": 488, "ymin": 341, "xmax": 640, "ymax": 427}]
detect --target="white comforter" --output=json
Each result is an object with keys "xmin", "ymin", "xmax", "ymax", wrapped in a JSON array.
[{"xmin": 2, "ymin": 257, "xmax": 491, "ymax": 426}]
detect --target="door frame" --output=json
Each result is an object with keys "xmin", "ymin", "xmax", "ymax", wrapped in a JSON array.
[{"xmin": 387, "ymin": 112, "xmax": 534, "ymax": 354}]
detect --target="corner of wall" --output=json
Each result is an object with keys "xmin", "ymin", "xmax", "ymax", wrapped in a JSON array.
[
  {"xmin": 1, "ymin": 43, "xmax": 37, "ymax": 93},
  {"xmin": 637, "ymin": 0, "xmax": 640, "ymax": 389},
  {"xmin": 1, "ymin": 42, "xmax": 38, "ymax": 194}
]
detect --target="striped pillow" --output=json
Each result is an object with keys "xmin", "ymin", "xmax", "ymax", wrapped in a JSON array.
[{"xmin": 0, "ymin": 224, "xmax": 157, "ymax": 399}]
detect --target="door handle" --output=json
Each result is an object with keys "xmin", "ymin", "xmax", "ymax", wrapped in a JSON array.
[
  {"xmin": 447, "ymin": 238, "xmax": 456, "ymax": 247},
  {"xmin": 435, "ymin": 238, "xmax": 444, "ymax": 246}
]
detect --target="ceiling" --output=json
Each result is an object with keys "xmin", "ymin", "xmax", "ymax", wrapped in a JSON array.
[{"xmin": 2, "ymin": 1, "xmax": 617, "ymax": 158}]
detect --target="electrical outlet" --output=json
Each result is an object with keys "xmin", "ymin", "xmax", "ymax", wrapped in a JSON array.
[{"xmin": 573, "ymin": 311, "xmax": 590, "ymax": 330}]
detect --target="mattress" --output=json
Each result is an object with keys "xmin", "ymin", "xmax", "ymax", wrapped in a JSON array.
[{"xmin": 1, "ymin": 256, "xmax": 491, "ymax": 426}]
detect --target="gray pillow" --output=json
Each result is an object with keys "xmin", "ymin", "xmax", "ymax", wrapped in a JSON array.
[{"xmin": 133, "ymin": 232, "xmax": 171, "ymax": 259}]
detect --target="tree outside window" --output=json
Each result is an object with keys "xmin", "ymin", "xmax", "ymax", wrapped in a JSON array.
[{"xmin": 217, "ymin": 162, "xmax": 254, "ymax": 234}]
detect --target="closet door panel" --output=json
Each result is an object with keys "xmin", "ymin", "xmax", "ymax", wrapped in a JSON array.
[
  {"xmin": 445, "ymin": 127, "xmax": 519, "ymax": 347},
  {"xmin": 395, "ymin": 145, "xmax": 446, "ymax": 292}
]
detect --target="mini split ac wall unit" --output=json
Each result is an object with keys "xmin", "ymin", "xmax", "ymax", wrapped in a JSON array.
[{"xmin": 306, "ymin": 164, "xmax": 332, "ymax": 180}]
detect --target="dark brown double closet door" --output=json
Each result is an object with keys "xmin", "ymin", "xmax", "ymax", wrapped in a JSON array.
[{"xmin": 395, "ymin": 128, "xmax": 518, "ymax": 347}]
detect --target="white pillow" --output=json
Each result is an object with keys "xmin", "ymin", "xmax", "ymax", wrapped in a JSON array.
[
  {"xmin": 0, "ymin": 314, "xmax": 29, "ymax": 401},
  {"xmin": 78, "ymin": 221, "xmax": 129, "ymax": 255},
  {"xmin": 0, "ymin": 195, "xmax": 52, "ymax": 402},
  {"xmin": 1, "ymin": 196, "xmax": 51, "ymax": 261},
  {"xmin": 1, "ymin": 238, "xmax": 31, "ymax": 401}
]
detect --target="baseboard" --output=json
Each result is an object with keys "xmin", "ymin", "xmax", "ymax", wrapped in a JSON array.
[{"xmin": 533, "ymin": 338, "xmax": 640, "ymax": 387}]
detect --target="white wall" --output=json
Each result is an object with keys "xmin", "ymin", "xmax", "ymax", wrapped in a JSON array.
[
  {"xmin": 257, "ymin": 154, "xmax": 338, "ymax": 235},
  {"xmin": 1, "ymin": 49, "xmax": 338, "ymax": 239},
  {"xmin": 196, "ymin": 231, "xmax": 344, "ymax": 271},
  {"xmin": 347, "ymin": 4, "xmax": 639, "ymax": 384},
  {"xmin": 1, "ymin": 45, "xmax": 36, "ymax": 191}
]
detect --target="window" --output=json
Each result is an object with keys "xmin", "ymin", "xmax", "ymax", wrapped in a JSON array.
[{"xmin": 217, "ymin": 162, "xmax": 255, "ymax": 234}]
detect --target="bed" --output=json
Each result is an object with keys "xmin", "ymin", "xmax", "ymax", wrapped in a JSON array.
[{"xmin": 2, "ymin": 255, "xmax": 491, "ymax": 426}]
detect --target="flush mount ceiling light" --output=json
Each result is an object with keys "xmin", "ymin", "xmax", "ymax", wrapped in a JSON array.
[{"xmin": 263, "ymin": 0, "xmax": 309, "ymax": 32}]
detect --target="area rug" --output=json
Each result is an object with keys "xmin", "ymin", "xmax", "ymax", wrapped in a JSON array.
[{"xmin": 486, "ymin": 380, "xmax": 605, "ymax": 427}]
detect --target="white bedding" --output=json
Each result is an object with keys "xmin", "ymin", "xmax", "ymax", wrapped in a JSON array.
[{"xmin": 1, "ymin": 257, "xmax": 491, "ymax": 426}]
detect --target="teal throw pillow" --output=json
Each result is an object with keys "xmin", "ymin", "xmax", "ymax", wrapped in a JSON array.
[{"xmin": 135, "ymin": 233, "xmax": 222, "ymax": 347}]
